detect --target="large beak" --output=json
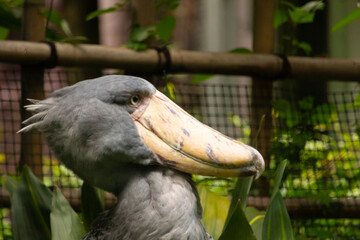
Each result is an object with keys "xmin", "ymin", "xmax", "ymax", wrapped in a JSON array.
[{"xmin": 132, "ymin": 91, "xmax": 265, "ymax": 178}]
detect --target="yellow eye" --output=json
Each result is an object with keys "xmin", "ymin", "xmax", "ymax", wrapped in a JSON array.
[{"xmin": 130, "ymin": 95, "xmax": 140, "ymax": 106}]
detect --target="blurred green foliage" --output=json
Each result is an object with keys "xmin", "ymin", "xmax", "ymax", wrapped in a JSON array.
[{"xmin": 271, "ymin": 95, "xmax": 360, "ymax": 201}]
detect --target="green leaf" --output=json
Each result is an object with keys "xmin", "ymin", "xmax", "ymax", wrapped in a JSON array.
[
  {"xmin": 288, "ymin": 1, "xmax": 324, "ymax": 24},
  {"xmin": 0, "ymin": 4, "xmax": 21, "ymax": 31},
  {"xmin": 331, "ymin": 8, "xmax": 360, "ymax": 33},
  {"xmin": 298, "ymin": 96, "xmax": 314, "ymax": 110},
  {"xmin": 156, "ymin": 16, "xmax": 176, "ymax": 41},
  {"xmin": 289, "ymin": 7, "xmax": 315, "ymax": 24},
  {"xmin": 81, "ymin": 182, "xmax": 105, "ymax": 231},
  {"xmin": 198, "ymin": 185, "xmax": 229, "ymax": 239},
  {"xmin": 229, "ymin": 47, "xmax": 252, "ymax": 54},
  {"xmin": 44, "ymin": 9, "xmax": 63, "ymax": 29},
  {"xmin": 44, "ymin": 9, "xmax": 73, "ymax": 37},
  {"xmin": 271, "ymin": 160, "xmax": 287, "ymax": 201},
  {"xmin": 60, "ymin": 19, "xmax": 72, "ymax": 37},
  {"xmin": 191, "ymin": 74, "xmax": 215, "ymax": 84},
  {"xmin": 262, "ymin": 191, "xmax": 294, "ymax": 240},
  {"xmin": 5, "ymin": 166, "xmax": 52, "ymax": 240},
  {"xmin": 125, "ymin": 42, "xmax": 148, "ymax": 51},
  {"xmin": 245, "ymin": 207, "xmax": 265, "ymax": 240},
  {"xmin": 292, "ymin": 39, "xmax": 312, "ymax": 56},
  {"xmin": 0, "ymin": 26, "xmax": 9, "ymax": 40},
  {"xmin": 274, "ymin": 9, "xmax": 288, "ymax": 29},
  {"xmin": 225, "ymin": 176, "xmax": 253, "ymax": 227},
  {"xmin": 4, "ymin": 175, "xmax": 18, "ymax": 197},
  {"xmin": 219, "ymin": 202, "xmax": 257, "ymax": 240},
  {"xmin": 166, "ymin": 81, "xmax": 176, "ymax": 100},
  {"xmin": 86, "ymin": 7, "xmax": 117, "ymax": 21},
  {"xmin": 130, "ymin": 25, "xmax": 156, "ymax": 43},
  {"xmin": 166, "ymin": 0, "xmax": 180, "ymax": 10},
  {"xmin": 46, "ymin": 28, "xmax": 65, "ymax": 41},
  {"xmin": 51, "ymin": 187, "xmax": 86, "ymax": 240},
  {"xmin": 86, "ymin": 2, "xmax": 128, "ymax": 20}
]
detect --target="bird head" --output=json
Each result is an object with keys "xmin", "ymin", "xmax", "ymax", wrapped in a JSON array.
[{"xmin": 20, "ymin": 75, "xmax": 264, "ymax": 193}]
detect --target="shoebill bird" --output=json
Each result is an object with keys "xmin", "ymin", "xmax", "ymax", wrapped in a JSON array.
[{"xmin": 20, "ymin": 75, "xmax": 264, "ymax": 240}]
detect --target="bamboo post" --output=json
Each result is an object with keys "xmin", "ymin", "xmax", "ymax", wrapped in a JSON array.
[
  {"xmin": 251, "ymin": 0, "xmax": 275, "ymax": 196},
  {"xmin": 20, "ymin": 0, "xmax": 46, "ymax": 178}
]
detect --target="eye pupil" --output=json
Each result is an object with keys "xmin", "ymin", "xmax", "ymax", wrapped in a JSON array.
[{"xmin": 130, "ymin": 95, "xmax": 140, "ymax": 105}]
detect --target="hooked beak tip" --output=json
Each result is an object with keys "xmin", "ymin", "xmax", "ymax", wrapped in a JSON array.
[{"xmin": 248, "ymin": 146, "xmax": 265, "ymax": 179}]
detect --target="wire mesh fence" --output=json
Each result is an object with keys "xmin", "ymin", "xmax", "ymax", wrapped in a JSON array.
[{"xmin": 1, "ymin": 68, "xmax": 360, "ymax": 238}]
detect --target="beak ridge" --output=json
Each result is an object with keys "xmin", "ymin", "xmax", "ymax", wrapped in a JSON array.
[{"xmin": 133, "ymin": 91, "xmax": 265, "ymax": 178}]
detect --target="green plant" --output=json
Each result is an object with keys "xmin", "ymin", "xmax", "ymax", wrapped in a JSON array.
[
  {"xmin": 0, "ymin": 0, "xmax": 22, "ymax": 40},
  {"xmin": 5, "ymin": 161, "xmax": 291, "ymax": 240},
  {"xmin": 0, "ymin": 208, "xmax": 12, "ymax": 240},
  {"xmin": 331, "ymin": 7, "xmax": 360, "ymax": 33},
  {"xmin": 200, "ymin": 160, "xmax": 293, "ymax": 240},
  {"xmin": 271, "ymin": 95, "xmax": 360, "ymax": 201},
  {"xmin": 0, "ymin": 0, "xmax": 87, "ymax": 42},
  {"xmin": 4, "ymin": 166, "xmax": 103, "ymax": 240},
  {"xmin": 274, "ymin": 0, "xmax": 324, "ymax": 55},
  {"xmin": 86, "ymin": 0, "xmax": 178, "ymax": 51}
]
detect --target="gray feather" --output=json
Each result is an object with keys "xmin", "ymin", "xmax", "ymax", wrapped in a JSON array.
[{"xmin": 21, "ymin": 75, "xmax": 214, "ymax": 240}]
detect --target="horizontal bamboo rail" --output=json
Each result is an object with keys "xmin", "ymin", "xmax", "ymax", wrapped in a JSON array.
[{"xmin": 0, "ymin": 40, "xmax": 360, "ymax": 81}]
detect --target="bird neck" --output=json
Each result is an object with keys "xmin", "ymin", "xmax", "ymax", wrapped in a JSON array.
[{"xmin": 87, "ymin": 166, "xmax": 210, "ymax": 240}]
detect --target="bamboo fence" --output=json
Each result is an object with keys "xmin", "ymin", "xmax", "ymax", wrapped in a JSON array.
[
  {"xmin": 1, "ymin": 39, "xmax": 360, "ymax": 218},
  {"xmin": 0, "ymin": 40, "xmax": 359, "ymax": 81}
]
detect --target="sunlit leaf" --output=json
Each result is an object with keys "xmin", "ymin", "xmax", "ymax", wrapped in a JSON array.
[
  {"xmin": 81, "ymin": 182, "xmax": 105, "ymax": 231},
  {"xmin": 198, "ymin": 185, "xmax": 229, "ymax": 239},
  {"xmin": 166, "ymin": 81, "xmax": 176, "ymax": 100},
  {"xmin": 0, "ymin": 153, "xmax": 5, "ymax": 163},
  {"xmin": 262, "ymin": 191, "xmax": 294, "ymax": 240},
  {"xmin": 156, "ymin": 16, "xmax": 176, "ymax": 41},
  {"xmin": 331, "ymin": 8, "xmax": 360, "ymax": 32},
  {"xmin": 51, "ymin": 187, "xmax": 86, "ymax": 240},
  {"xmin": 191, "ymin": 74, "xmax": 214, "ymax": 84},
  {"xmin": 219, "ymin": 202, "xmax": 257, "ymax": 240},
  {"xmin": 245, "ymin": 207, "xmax": 265, "ymax": 240}
]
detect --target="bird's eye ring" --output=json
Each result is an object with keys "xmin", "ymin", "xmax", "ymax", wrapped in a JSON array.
[{"xmin": 129, "ymin": 95, "xmax": 140, "ymax": 106}]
